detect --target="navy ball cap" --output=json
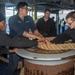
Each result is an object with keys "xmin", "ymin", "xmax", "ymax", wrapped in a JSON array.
[{"xmin": 0, "ymin": 13, "xmax": 5, "ymax": 22}]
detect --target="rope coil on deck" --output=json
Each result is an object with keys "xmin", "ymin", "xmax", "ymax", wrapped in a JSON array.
[
  {"xmin": 38, "ymin": 43, "xmax": 75, "ymax": 51},
  {"xmin": 38, "ymin": 37, "xmax": 75, "ymax": 51}
]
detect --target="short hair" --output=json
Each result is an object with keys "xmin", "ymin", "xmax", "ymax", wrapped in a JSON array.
[
  {"xmin": 16, "ymin": 2, "xmax": 28, "ymax": 11},
  {"xmin": 44, "ymin": 8, "xmax": 50, "ymax": 13},
  {"xmin": 66, "ymin": 11, "xmax": 75, "ymax": 21}
]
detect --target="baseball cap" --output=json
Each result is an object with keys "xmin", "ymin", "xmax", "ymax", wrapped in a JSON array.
[{"xmin": 0, "ymin": 13, "xmax": 5, "ymax": 22}]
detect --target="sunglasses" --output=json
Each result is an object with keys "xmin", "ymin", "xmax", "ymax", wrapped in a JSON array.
[
  {"xmin": 22, "ymin": 7, "xmax": 28, "ymax": 10},
  {"xmin": 68, "ymin": 20, "xmax": 75, "ymax": 25}
]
